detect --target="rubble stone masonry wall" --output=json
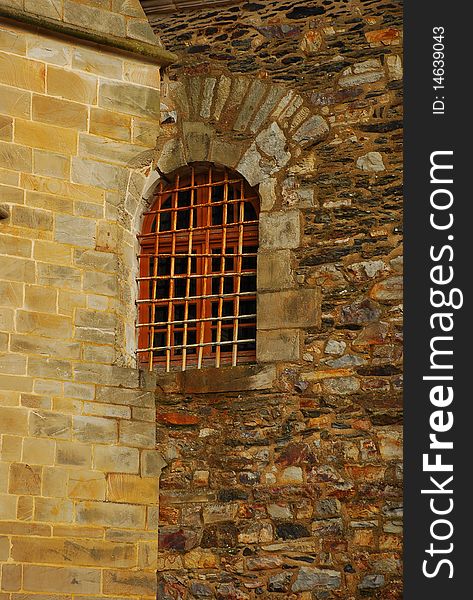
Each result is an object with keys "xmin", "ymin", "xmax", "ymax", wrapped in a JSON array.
[{"xmin": 151, "ymin": 1, "xmax": 403, "ymax": 598}]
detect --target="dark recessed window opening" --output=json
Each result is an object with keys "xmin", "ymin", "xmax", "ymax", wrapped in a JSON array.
[{"xmin": 137, "ymin": 164, "xmax": 259, "ymax": 371}]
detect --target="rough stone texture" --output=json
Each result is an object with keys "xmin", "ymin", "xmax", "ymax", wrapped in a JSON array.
[
  {"xmin": 0, "ymin": 8, "xmax": 163, "ymax": 600},
  {"xmin": 148, "ymin": 1, "xmax": 403, "ymax": 598},
  {"xmin": 1, "ymin": 1, "xmax": 402, "ymax": 599}
]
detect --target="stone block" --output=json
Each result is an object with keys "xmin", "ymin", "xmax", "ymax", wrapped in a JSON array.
[
  {"xmin": 37, "ymin": 263, "xmax": 81, "ymax": 290},
  {"xmin": 0, "ymin": 83, "xmax": 30, "ymax": 118},
  {"xmin": 0, "ymin": 115, "xmax": 12, "ymax": 141},
  {"xmin": 356, "ymin": 151, "xmax": 386, "ymax": 172},
  {"xmin": 258, "ymin": 288, "xmax": 321, "ymax": 330},
  {"xmin": 34, "ymin": 497, "xmax": 73, "ymax": 522},
  {"xmin": 234, "ymin": 79, "xmax": 267, "ymax": 131},
  {"xmin": 257, "ymin": 329, "xmax": 301, "ymax": 362},
  {"xmin": 183, "ymin": 121, "xmax": 213, "ymax": 162},
  {"xmin": 99, "ymin": 388, "xmax": 154, "ymax": 409},
  {"xmin": 0, "ymin": 233, "xmax": 31, "ymax": 259},
  {"xmin": 24, "ymin": 285, "xmax": 56, "ymax": 314},
  {"xmin": 47, "ymin": 66, "xmax": 97, "ymax": 104},
  {"xmin": 15, "ymin": 119, "xmax": 77, "ymax": 155},
  {"xmin": 157, "ymin": 364, "xmax": 277, "ymax": 394},
  {"xmin": 27, "ymin": 356, "xmax": 72, "ymax": 380},
  {"xmin": 124, "ymin": 60, "xmax": 159, "ymax": 88},
  {"xmin": 33, "ymin": 240, "xmax": 72, "ymax": 266},
  {"xmin": 33, "ymin": 148, "xmax": 70, "ymax": 179},
  {"xmin": 209, "ymin": 137, "xmax": 243, "ymax": 169},
  {"xmin": 107, "ymin": 474, "xmax": 158, "ymax": 504},
  {"xmin": 0, "ymin": 373, "xmax": 32, "ymax": 393},
  {"xmin": 1, "ymin": 563, "xmax": 21, "ymax": 591},
  {"xmin": 22, "ymin": 438, "xmax": 55, "ymax": 465},
  {"xmin": 76, "ymin": 500, "xmax": 145, "ymax": 528},
  {"xmin": 27, "ymin": 190, "xmax": 73, "ymax": 214},
  {"xmin": 0, "ymin": 85, "xmax": 31, "ymax": 118},
  {"xmin": 126, "ymin": 18, "xmax": 156, "ymax": 43},
  {"xmin": 79, "ymin": 133, "xmax": 143, "ymax": 166},
  {"xmin": 259, "ymin": 210, "xmax": 301, "ymax": 249},
  {"xmin": 99, "ymin": 81, "xmax": 160, "ymax": 119},
  {"xmin": 0, "ymin": 281, "xmax": 22, "ymax": 308},
  {"xmin": 9, "ymin": 463, "xmax": 41, "ymax": 495},
  {"xmin": 293, "ymin": 115, "xmax": 329, "ymax": 146},
  {"xmin": 0, "ymin": 407, "xmax": 28, "ymax": 435},
  {"xmin": 81, "ymin": 272, "xmax": 118, "ymax": 299},
  {"xmin": 292, "ymin": 567, "xmax": 341, "ymax": 591},
  {"xmin": 257, "ymin": 249, "xmax": 293, "ymax": 290},
  {"xmin": 156, "ymin": 138, "xmax": 186, "ymax": 174},
  {"xmin": 90, "ymin": 108, "xmax": 131, "ymax": 141},
  {"xmin": 72, "ymin": 157, "xmax": 122, "ymax": 190},
  {"xmin": 41, "ymin": 466, "xmax": 68, "ymax": 497},
  {"xmin": 27, "ymin": 36, "xmax": 72, "ymax": 66},
  {"xmin": 23, "ymin": 565, "xmax": 100, "ymax": 593},
  {"xmin": 104, "ymin": 569, "xmax": 157, "ymax": 595},
  {"xmin": 11, "ymin": 205, "xmax": 53, "ymax": 230},
  {"xmin": 119, "ymin": 420, "xmax": 155, "ymax": 448},
  {"xmin": 22, "ymin": 172, "xmax": 104, "ymax": 203},
  {"xmin": 132, "ymin": 116, "xmax": 160, "ymax": 147},
  {"xmin": 73, "ymin": 416, "xmax": 118, "ymax": 444},
  {"xmin": 33, "ymin": 95, "xmax": 88, "ymax": 132},
  {"xmin": 0, "ymin": 493, "xmax": 17, "ymax": 519},
  {"xmin": 56, "ymin": 441, "xmax": 91, "ymax": 467},
  {"xmin": 17, "ymin": 311, "xmax": 72, "ymax": 338},
  {"xmin": 0, "ymin": 141, "xmax": 32, "ymax": 172},
  {"xmin": 54, "ymin": 214, "xmax": 96, "ymax": 248},
  {"xmin": 141, "ymin": 451, "xmax": 167, "ymax": 478},
  {"xmin": 1, "ymin": 434, "xmax": 22, "ymax": 461},
  {"xmin": 72, "ymin": 46, "xmax": 123, "ymax": 79},
  {"xmin": 0, "ymin": 27, "xmax": 25, "ymax": 54},
  {"xmin": 64, "ymin": 1, "xmax": 126, "ymax": 37},
  {"xmin": 94, "ymin": 446, "xmax": 140, "ymax": 473},
  {"xmin": 68, "ymin": 470, "xmax": 106, "ymax": 501},
  {"xmin": 0, "ymin": 51, "xmax": 44, "ymax": 92},
  {"xmin": 29, "ymin": 410, "xmax": 71, "ymax": 439}
]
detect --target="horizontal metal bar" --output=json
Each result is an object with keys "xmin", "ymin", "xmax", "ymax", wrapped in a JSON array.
[
  {"xmin": 136, "ymin": 291, "xmax": 256, "ymax": 303},
  {"xmin": 136, "ymin": 313, "xmax": 257, "ymax": 328},
  {"xmin": 137, "ymin": 338, "xmax": 256, "ymax": 352},
  {"xmin": 144, "ymin": 193, "xmax": 259, "ymax": 215},
  {"xmin": 137, "ymin": 270, "xmax": 256, "ymax": 281},
  {"xmin": 138, "ymin": 219, "xmax": 258, "ymax": 239},
  {"xmin": 138, "ymin": 251, "xmax": 257, "ymax": 259}
]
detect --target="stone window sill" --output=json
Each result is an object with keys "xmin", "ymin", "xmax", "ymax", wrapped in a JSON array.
[{"xmin": 153, "ymin": 363, "xmax": 276, "ymax": 394}]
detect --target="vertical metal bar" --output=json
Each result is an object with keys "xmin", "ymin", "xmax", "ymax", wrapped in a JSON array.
[
  {"xmin": 232, "ymin": 179, "xmax": 245, "ymax": 366},
  {"xmin": 181, "ymin": 166, "xmax": 195, "ymax": 371},
  {"xmin": 166, "ymin": 173, "xmax": 179, "ymax": 372},
  {"xmin": 148, "ymin": 181, "xmax": 163, "ymax": 371},
  {"xmin": 215, "ymin": 169, "xmax": 229, "ymax": 368},
  {"xmin": 197, "ymin": 166, "xmax": 212, "ymax": 369}
]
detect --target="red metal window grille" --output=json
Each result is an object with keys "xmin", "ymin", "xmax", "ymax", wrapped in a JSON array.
[{"xmin": 137, "ymin": 164, "xmax": 259, "ymax": 371}]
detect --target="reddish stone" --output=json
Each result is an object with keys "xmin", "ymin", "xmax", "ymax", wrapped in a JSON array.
[
  {"xmin": 365, "ymin": 28, "xmax": 401, "ymax": 45},
  {"xmin": 157, "ymin": 412, "xmax": 199, "ymax": 425}
]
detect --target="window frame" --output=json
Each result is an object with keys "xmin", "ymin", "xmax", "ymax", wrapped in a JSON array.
[{"xmin": 137, "ymin": 163, "xmax": 260, "ymax": 372}]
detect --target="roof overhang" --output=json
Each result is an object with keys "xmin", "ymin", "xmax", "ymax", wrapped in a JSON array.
[{"xmin": 140, "ymin": 0, "xmax": 243, "ymax": 15}]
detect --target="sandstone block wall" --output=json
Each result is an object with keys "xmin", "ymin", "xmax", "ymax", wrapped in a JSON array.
[{"xmin": 0, "ymin": 2, "xmax": 166, "ymax": 596}]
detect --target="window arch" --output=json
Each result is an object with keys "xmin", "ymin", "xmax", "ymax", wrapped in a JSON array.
[{"xmin": 137, "ymin": 164, "xmax": 259, "ymax": 371}]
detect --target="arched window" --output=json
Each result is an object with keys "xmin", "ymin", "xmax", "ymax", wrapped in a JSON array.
[{"xmin": 138, "ymin": 164, "xmax": 259, "ymax": 371}]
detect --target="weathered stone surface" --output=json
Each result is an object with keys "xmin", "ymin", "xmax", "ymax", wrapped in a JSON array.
[
  {"xmin": 356, "ymin": 151, "xmax": 386, "ymax": 172},
  {"xmin": 259, "ymin": 210, "xmax": 301, "ymax": 249},
  {"xmin": 257, "ymin": 329, "xmax": 301, "ymax": 362},
  {"xmin": 258, "ymin": 289, "xmax": 320, "ymax": 329},
  {"xmin": 94, "ymin": 446, "xmax": 139, "ymax": 473},
  {"xmin": 292, "ymin": 567, "xmax": 341, "ymax": 591},
  {"xmin": 370, "ymin": 276, "xmax": 403, "ymax": 301},
  {"xmin": 99, "ymin": 81, "xmax": 160, "ymax": 120}
]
